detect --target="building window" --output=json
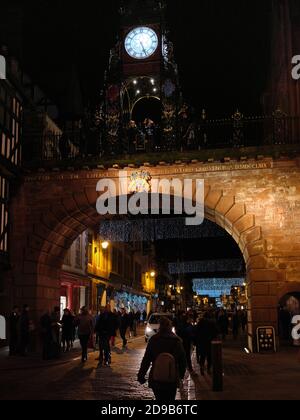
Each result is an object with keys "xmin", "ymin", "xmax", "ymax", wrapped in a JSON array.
[
  {"xmin": 0, "ymin": 83, "xmax": 22, "ymax": 167},
  {"xmin": 75, "ymin": 236, "xmax": 82, "ymax": 269},
  {"xmin": 0, "ymin": 176, "xmax": 9, "ymax": 254},
  {"xmin": 88, "ymin": 233, "xmax": 93, "ymax": 265},
  {"xmin": 97, "ymin": 244, "xmax": 101, "ymax": 268},
  {"xmin": 101, "ymin": 248, "xmax": 108, "ymax": 271}
]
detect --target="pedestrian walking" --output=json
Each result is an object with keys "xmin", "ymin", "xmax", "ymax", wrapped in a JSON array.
[
  {"xmin": 232, "ymin": 310, "xmax": 240, "ymax": 340},
  {"xmin": 138, "ymin": 317, "xmax": 187, "ymax": 401},
  {"xmin": 51, "ymin": 306, "xmax": 61, "ymax": 350},
  {"xmin": 75, "ymin": 307, "xmax": 94, "ymax": 363},
  {"xmin": 40, "ymin": 310, "xmax": 60, "ymax": 360},
  {"xmin": 8, "ymin": 306, "xmax": 20, "ymax": 356},
  {"xmin": 240, "ymin": 310, "xmax": 248, "ymax": 333},
  {"xmin": 18, "ymin": 305, "xmax": 30, "ymax": 356},
  {"xmin": 128, "ymin": 311, "xmax": 134, "ymax": 338},
  {"xmin": 61, "ymin": 309, "xmax": 74, "ymax": 352},
  {"xmin": 142, "ymin": 310, "xmax": 147, "ymax": 323},
  {"xmin": 176, "ymin": 313, "xmax": 194, "ymax": 371},
  {"xmin": 71, "ymin": 310, "xmax": 77, "ymax": 347},
  {"xmin": 135, "ymin": 310, "xmax": 141, "ymax": 326},
  {"xmin": 110, "ymin": 309, "xmax": 119, "ymax": 347},
  {"xmin": 217, "ymin": 309, "xmax": 229, "ymax": 340},
  {"xmin": 119, "ymin": 308, "xmax": 129, "ymax": 348},
  {"xmin": 195, "ymin": 312, "xmax": 218, "ymax": 376},
  {"xmin": 95, "ymin": 305, "xmax": 114, "ymax": 366}
]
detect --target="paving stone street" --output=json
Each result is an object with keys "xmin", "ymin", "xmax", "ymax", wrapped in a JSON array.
[{"xmin": 0, "ymin": 334, "xmax": 299, "ymax": 401}]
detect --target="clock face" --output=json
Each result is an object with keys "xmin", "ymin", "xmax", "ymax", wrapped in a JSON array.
[{"xmin": 125, "ymin": 27, "xmax": 158, "ymax": 60}]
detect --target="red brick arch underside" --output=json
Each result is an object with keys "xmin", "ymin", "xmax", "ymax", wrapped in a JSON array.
[{"xmin": 18, "ymin": 177, "xmax": 278, "ymax": 352}]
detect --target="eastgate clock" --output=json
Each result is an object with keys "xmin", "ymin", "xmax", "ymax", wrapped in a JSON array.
[{"xmin": 125, "ymin": 27, "xmax": 158, "ymax": 60}]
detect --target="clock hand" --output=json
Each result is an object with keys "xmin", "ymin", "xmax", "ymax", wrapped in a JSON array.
[{"xmin": 140, "ymin": 41, "xmax": 147, "ymax": 55}]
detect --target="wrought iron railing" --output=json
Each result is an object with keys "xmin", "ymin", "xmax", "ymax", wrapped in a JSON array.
[{"xmin": 23, "ymin": 111, "xmax": 300, "ymax": 165}]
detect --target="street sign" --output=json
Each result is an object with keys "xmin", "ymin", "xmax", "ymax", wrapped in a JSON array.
[{"xmin": 256, "ymin": 326, "xmax": 276, "ymax": 353}]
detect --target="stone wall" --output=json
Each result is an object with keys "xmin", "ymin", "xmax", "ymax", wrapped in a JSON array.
[{"xmin": 4, "ymin": 156, "xmax": 300, "ymax": 351}]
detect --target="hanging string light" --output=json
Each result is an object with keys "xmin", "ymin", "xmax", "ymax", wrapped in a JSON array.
[
  {"xmin": 99, "ymin": 218, "xmax": 227, "ymax": 242},
  {"xmin": 193, "ymin": 278, "xmax": 245, "ymax": 298},
  {"xmin": 169, "ymin": 259, "xmax": 244, "ymax": 275}
]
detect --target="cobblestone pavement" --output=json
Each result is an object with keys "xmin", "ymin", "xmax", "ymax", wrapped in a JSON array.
[
  {"xmin": 0, "ymin": 335, "xmax": 154, "ymax": 400},
  {"xmin": 0, "ymin": 335, "xmax": 300, "ymax": 400}
]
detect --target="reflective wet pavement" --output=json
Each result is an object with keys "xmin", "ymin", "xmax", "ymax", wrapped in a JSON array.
[{"xmin": 0, "ymin": 336, "xmax": 299, "ymax": 400}]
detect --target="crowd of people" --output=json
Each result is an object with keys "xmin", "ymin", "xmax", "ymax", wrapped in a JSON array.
[
  {"xmin": 138, "ymin": 308, "xmax": 248, "ymax": 400},
  {"xmin": 173, "ymin": 309, "xmax": 247, "ymax": 374},
  {"xmin": 8, "ymin": 304, "xmax": 148, "ymax": 364},
  {"xmin": 7, "ymin": 302, "xmax": 250, "ymax": 401}
]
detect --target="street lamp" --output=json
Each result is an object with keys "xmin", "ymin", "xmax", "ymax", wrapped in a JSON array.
[
  {"xmin": 150, "ymin": 271, "xmax": 156, "ymax": 278},
  {"xmin": 101, "ymin": 241, "xmax": 109, "ymax": 250}
]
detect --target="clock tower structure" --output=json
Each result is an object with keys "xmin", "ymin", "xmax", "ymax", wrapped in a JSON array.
[{"xmin": 104, "ymin": 0, "xmax": 182, "ymax": 153}]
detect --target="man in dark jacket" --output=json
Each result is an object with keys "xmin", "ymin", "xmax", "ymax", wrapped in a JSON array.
[
  {"xmin": 195, "ymin": 312, "xmax": 219, "ymax": 375},
  {"xmin": 95, "ymin": 305, "xmax": 115, "ymax": 366},
  {"xmin": 61, "ymin": 308, "xmax": 74, "ymax": 352},
  {"xmin": 217, "ymin": 309, "xmax": 229, "ymax": 340},
  {"xmin": 40, "ymin": 310, "xmax": 58, "ymax": 360},
  {"xmin": 19, "ymin": 305, "xmax": 30, "ymax": 356},
  {"xmin": 119, "ymin": 308, "xmax": 129, "ymax": 348},
  {"xmin": 176, "ymin": 313, "xmax": 194, "ymax": 371},
  {"xmin": 138, "ymin": 317, "xmax": 187, "ymax": 401}
]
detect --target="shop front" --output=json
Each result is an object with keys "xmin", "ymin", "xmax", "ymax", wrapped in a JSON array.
[
  {"xmin": 60, "ymin": 272, "xmax": 90, "ymax": 316},
  {"xmin": 114, "ymin": 290, "xmax": 149, "ymax": 315}
]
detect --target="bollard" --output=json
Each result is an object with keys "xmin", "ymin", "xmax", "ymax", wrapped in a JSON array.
[{"xmin": 212, "ymin": 340, "xmax": 223, "ymax": 392}]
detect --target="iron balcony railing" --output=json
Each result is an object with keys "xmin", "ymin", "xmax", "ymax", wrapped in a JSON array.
[{"xmin": 23, "ymin": 111, "xmax": 300, "ymax": 165}]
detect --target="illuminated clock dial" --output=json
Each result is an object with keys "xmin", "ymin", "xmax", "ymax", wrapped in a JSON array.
[{"xmin": 125, "ymin": 27, "xmax": 158, "ymax": 60}]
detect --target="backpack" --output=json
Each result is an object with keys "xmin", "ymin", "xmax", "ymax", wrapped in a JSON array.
[{"xmin": 152, "ymin": 353, "xmax": 177, "ymax": 383}]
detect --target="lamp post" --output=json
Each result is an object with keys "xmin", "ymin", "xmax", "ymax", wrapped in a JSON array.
[{"xmin": 101, "ymin": 241, "xmax": 110, "ymax": 250}]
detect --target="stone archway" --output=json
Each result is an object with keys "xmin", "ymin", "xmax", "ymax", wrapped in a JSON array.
[
  {"xmin": 6, "ymin": 157, "xmax": 300, "ymax": 352},
  {"xmin": 11, "ymin": 184, "xmax": 265, "ymax": 351}
]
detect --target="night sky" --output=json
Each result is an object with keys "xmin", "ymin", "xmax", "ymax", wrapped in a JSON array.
[{"xmin": 1, "ymin": 0, "xmax": 272, "ymax": 117}]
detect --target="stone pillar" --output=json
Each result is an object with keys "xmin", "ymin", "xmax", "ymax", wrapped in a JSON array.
[{"xmin": 247, "ymin": 268, "xmax": 282, "ymax": 352}]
